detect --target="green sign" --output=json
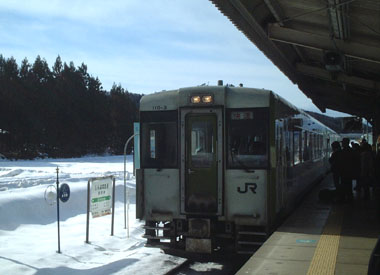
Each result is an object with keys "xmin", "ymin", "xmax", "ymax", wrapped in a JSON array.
[{"xmin": 91, "ymin": 196, "xmax": 111, "ymax": 203}]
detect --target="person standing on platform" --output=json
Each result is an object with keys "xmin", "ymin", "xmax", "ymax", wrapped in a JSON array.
[
  {"xmin": 375, "ymin": 139, "xmax": 380, "ymax": 184},
  {"xmin": 329, "ymin": 141, "xmax": 342, "ymax": 191},
  {"xmin": 360, "ymin": 143, "xmax": 374, "ymax": 200},
  {"xmin": 374, "ymin": 141, "xmax": 380, "ymax": 193},
  {"xmin": 374, "ymin": 139, "xmax": 380, "ymax": 220},
  {"xmin": 352, "ymin": 143, "xmax": 362, "ymax": 192},
  {"xmin": 338, "ymin": 138, "xmax": 356, "ymax": 202}
]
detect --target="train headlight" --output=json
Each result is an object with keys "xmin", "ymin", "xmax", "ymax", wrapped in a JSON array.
[
  {"xmin": 202, "ymin": 95, "xmax": 213, "ymax": 103},
  {"xmin": 191, "ymin": 95, "xmax": 201, "ymax": 104},
  {"xmin": 190, "ymin": 95, "xmax": 213, "ymax": 104}
]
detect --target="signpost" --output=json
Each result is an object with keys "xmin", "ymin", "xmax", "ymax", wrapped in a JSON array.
[
  {"xmin": 49, "ymin": 167, "xmax": 70, "ymax": 254},
  {"xmin": 124, "ymin": 133, "xmax": 138, "ymax": 237},
  {"xmin": 86, "ymin": 176, "xmax": 115, "ymax": 243},
  {"xmin": 55, "ymin": 168, "xmax": 61, "ymax": 253}
]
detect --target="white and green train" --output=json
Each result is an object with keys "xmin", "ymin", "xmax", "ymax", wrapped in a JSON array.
[{"xmin": 136, "ymin": 84, "xmax": 338, "ymax": 254}]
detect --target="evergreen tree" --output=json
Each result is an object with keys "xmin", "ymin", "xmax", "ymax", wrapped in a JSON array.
[
  {"xmin": 20, "ymin": 58, "xmax": 31, "ymax": 80},
  {"xmin": 32, "ymin": 55, "xmax": 51, "ymax": 83},
  {"xmin": 3, "ymin": 57, "xmax": 18, "ymax": 80},
  {"xmin": 0, "ymin": 54, "xmax": 142, "ymax": 159},
  {"xmin": 52, "ymin": 55, "xmax": 63, "ymax": 77}
]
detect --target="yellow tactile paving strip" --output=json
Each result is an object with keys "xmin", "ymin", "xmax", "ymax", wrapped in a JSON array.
[{"xmin": 307, "ymin": 205, "xmax": 344, "ymax": 275}]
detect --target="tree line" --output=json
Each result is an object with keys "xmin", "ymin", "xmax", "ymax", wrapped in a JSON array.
[{"xmin": 0, "ymin": 55, "xmax": 142, "ymax": 159}]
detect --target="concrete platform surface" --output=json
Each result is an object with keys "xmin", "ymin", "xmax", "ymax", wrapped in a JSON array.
[{"xmin": 237, "ymin": 175, "xmax": 380, "ymax": 275}]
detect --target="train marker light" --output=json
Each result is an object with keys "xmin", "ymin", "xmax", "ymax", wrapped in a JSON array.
[
  {"xmin": 191, "ymin": 95, "xmax": 213, "ymax": 104},
  {"xmin": 202, "ymin": 95, "xmax": 213, "ymax": 103},
  {"xmin": 191, "ymin": 95, "xmax": 201, "ymax": 103}
]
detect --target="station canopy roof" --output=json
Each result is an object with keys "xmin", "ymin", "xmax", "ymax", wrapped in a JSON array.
[{"xmin": 210, "ymin": 0, "xmax": 380, "ymax": 121}]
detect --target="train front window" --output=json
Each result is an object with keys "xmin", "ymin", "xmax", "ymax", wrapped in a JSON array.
[
  {"xmin": 190, "ymin": 119, "xmax": 215, "ymax": 168},
  {"xmin": 141, "ymin": 111, "xmax": 177, "ymax": 168},
  {"xmin": 227, "ymin": 108, "xmax": 269, "ymax": 168}
]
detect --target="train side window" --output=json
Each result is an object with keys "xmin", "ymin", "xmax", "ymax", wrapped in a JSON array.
[
  {"xmin": 227, "ymin": 108, "xmax": 269, "ymax": 169},
  {"xmin": 310, "ymin": 133, "xmax": 314, "ymax": 160},
  {"xmin": 303, "ymin": 131, "xmax": 310, "ymax": 161},
  {"xmin": 293, "ymin": 131, "xmax": 301, "ymax": 165},
  {"xmin": 318, "ymin": 135, "xmax": 322, "ymax": 158},
  {"xmin": 141, "ymin": 111, "xmax": 178, "ymax": 168},
  {"xmin": 150, "ymin": 129, "xmax": 156, "ymax": 158},
  {"xmin": 326, "ymin": 138, "xmax": 330, "ymax": 156}
]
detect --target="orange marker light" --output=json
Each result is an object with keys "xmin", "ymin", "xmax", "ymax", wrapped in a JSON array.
[
  {"xmin": 202, "ymin": 95, "xmax": 213, "ymax": 103},
  {"xmin": 191, "ymin": 96, "xmax": 201, "ymax": 103}
]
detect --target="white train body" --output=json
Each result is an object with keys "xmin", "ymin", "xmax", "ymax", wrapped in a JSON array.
[{"xmin": 136, "ymin": 86, "xmax": 338, "ymax": 254}]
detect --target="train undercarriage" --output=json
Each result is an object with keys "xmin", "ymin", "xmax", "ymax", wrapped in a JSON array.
[{"xmin": 143, "ymin": 218, "xmax": 267, "ymax": 254}]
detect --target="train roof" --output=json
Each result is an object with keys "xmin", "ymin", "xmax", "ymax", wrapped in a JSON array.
[
  {"xmin": 139, "ymin": 85, "xmax": 337, "ymax": 134},
  {"xmin": 141, "ymin": 85, "xmax": 287, "ymax": 110}
]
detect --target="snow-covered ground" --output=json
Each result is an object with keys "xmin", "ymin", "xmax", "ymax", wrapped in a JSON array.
[{"xmin": 0, "ymin": 155, "xmax": 186, "ymax": 275}]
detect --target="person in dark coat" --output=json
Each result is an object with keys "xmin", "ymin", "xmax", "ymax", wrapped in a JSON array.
[
  {"xmin": 376, "ymin": 142, "xmax": 380, "ymax": 188},
  {"xmin": 374, "ymin": 141, "xmax": 380, "ymax": 220},
  {"xmin": 329, "ymin": 141, "xmax": 341, "ymax": 190},
  {"xmin": 360, "ymin": 143, "xmax": 374, "ymax": 200},
  {"xmin": 352, "ymin": 142, "xmax": 362, "ymax": 191},
  {"xmin": 338, "ymin": 138, "xmax": 356, "ymax": 202}
]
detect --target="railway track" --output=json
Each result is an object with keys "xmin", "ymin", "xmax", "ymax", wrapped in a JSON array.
[{"xmin": 164, "ymin": 254, "xmax": 250, "ymax": 275}]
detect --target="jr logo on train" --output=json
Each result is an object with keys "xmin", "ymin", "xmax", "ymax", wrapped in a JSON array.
[{"xmin": 136, "ymin": 84, "xmax": 338, "ymax": 254}]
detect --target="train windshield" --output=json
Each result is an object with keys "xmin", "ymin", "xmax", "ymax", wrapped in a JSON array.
[
  {"xmin": 227, "ymin": 108, "xmax": 269, "ymax": 168},
  {"xmin": 190, "ymin": 119, "xmax": 215, "ymax": 168},
  {"xmin": 140, "ymin": 111, "xmax": 178, "ymax": 168}
]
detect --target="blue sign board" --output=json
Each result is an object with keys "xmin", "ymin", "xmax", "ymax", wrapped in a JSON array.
[{"xmin": 59, "ymin": 183, "xmax": 70, "ymax": 203}]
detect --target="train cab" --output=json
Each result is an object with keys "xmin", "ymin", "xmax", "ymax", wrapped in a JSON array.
[{"xmin": 136, "ymin": 85, "xmax": 338, "ymax": 254}]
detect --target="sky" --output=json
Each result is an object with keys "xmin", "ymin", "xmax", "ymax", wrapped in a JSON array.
[{"xmin": 0, "ymin": 0, "xmax": 347, "ymax": 116}]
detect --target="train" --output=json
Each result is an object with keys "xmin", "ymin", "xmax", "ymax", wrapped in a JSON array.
[{"xmin": 136, "ymin": 84, "xmax": 339, "ymax": 254}]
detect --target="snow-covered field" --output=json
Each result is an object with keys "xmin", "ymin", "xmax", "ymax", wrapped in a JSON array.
[{"xmin": 0, "ymin": 155, "xmax": 186, "ymax": 275}]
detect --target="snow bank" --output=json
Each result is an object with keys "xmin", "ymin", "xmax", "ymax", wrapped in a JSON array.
[{"xmin": 0, "ymin": 156, "xmax": 186, "ymax": 275}]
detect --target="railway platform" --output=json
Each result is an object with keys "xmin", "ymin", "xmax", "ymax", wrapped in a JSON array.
[{"xmin": 236, "ymin": 174, "xmax": 380, "ymax": 275}]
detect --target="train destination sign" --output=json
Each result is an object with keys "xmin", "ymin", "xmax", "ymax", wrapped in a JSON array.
[
  {"xmin": 90, "ymin": 177, "xmax": 113, "ymax": 218},
  {"xmin": 231, "ymin": 111, "xmax": 253, "ymax": 120}
]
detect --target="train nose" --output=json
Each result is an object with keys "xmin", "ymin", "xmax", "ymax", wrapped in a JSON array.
[
  {"xmin": 189, "ymin": 218, "xmax": 210, "ymax": 238},
  {"xmin": 186, "ymin": 218, "xmax": 212, "ymax": 253},
  {"xmin": 187, "ymin": 193, "xmax": 217, "ymax": 213}
]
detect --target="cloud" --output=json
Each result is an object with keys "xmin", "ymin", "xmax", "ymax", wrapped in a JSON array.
[
  {"xmin": 0, "ymin": 0, "xmax": 133, "ymax": 27},
  {"xmin": 0, "ymin": 0, "xmax": 224, "ymax": 31},
  {"xmin": 0, "ymin": 0, "xmax": 332, "ymax": 115}
]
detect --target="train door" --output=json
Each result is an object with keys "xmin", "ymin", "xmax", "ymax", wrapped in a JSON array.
[
  {"xmin": 275, "ymin": 120, "xmax": 286, "ymax": 213},
  {"xmin": 180, "ymin": 108, "xmax": 223, "ymax": 215}
]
